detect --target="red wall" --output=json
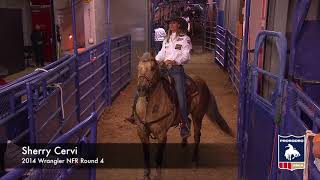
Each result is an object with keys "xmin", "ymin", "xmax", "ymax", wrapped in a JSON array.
[
  {"xmin": 30, "ymin": 0, "xmax": 50, "ymax": 5},
  {"xmin": 30, "ymin": 0, "xmax": 54, "ymax": 61}
]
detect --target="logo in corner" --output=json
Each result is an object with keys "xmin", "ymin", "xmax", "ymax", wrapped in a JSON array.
[{"xmin": 278, "ymin": 135, "xmax": 305, "ymax": 171}]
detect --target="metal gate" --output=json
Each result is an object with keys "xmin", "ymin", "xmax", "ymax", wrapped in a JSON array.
[
  {"xmin": 241, "ymin": 30, "xmax": 320, "ymax": 179},
  {"xmin": 243, "ymin": 31, "xmax": 287, "ymax": 180}
]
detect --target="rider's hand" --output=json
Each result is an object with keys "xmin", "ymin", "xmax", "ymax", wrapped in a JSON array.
[
  {"xmin": 158, "ymin": 61, "xmax": 165, "ymax": 66},
  {"xmin": 164, "ymin": 60, "xmax": 176, "ymax": 65}
]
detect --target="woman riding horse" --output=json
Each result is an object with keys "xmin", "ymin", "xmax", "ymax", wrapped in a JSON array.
[
  {"xmin": 155, "ymin": 15, "xmax": 191, "ymax": 139},
  {"xmin": 126, "ymin": 15, "xmax": 191, "ymax": 139}
]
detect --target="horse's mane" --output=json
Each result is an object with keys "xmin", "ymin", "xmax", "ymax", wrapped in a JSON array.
[{"xmin": 140, "ymin": 52, "xmax": 156, "ymax": 62}]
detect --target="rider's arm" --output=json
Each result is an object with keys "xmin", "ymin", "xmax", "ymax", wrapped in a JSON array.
[
  {"xmin": 175, "ymin": 36, "xmax": 192, "ymax": 65},
  {"xmin": 155, "ymin": 40, "xmax": 166, "ymax": 63}
]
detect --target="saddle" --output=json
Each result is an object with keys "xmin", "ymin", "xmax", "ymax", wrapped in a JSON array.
[{"xmin": 161, "ymin": 74, "xmax": 199, "ymax": 126}]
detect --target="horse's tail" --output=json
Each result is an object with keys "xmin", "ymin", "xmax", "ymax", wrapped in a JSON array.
[{"xmin": 205, "ymin": 86, "xmax": 233, "ymax": 137}]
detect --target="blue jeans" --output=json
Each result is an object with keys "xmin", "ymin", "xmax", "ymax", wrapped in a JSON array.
[{"xmin": 168, "ymin": 66, "xmax": 189, "ymax": 128}]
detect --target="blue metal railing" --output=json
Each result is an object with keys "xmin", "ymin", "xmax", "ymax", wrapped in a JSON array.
[
  {"xmin": 0, "ymin": 33, "xmax": 131, "ymax": 179},
  {"xmin": 226, "ymin": 30, "xmax": 242, "ymax": 93},
  {"xmin": 214, "ymin": 25, "xmax": 227, "ymax": 67},
  {"xmin": 0, "ymin": 112, "xmax": 98, "ymax": 180},
  {"xmin": 0, "ymin": 34, "xmax": 131, "ymax": 143}
]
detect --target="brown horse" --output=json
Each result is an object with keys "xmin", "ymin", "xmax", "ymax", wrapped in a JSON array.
[{"xmin": 131, "ymin": 52, "xmax": 233, "ymax": 180}]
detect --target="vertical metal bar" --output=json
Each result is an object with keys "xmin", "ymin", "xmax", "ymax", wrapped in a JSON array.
[
  {"xmin": 27, "ymin": 83, "xmax": 36, "ymax": 143},
  {"xmin": 71, "ymin": 0, "xmax": 81, "ymax": 122},
  {"xmin": 89, "ymin": 112, "xmax": 97, "ymax": 180},
  {"xmin": 72, "ymin": 0, "xmax": 78, "ymax": 56},
  {"xmin": 129, "ymin": 35, "xmax": 132, "ymax": 82},
  {"xmin": 56, "ymin": 82, "xmax": 63, "ymax": 128},
  {"xmin": 103, "ymin": 40, "xmax": 108, "ymax": 107},
  {"xmin": 145, "ymin": 0, "xmax": 151, "ymax": 51},
  {"xmin": 42, "ymin": 80, "xmax": 47, "ymax": 98},
  {"xmin": 50, "ymin": 0, "xmax": 57, "ymax": 60},
  {"xmin": 238, "ymin": 0, "xmax": 251, "ymax": 179},
  {"xmin": 92, "ymin": 50, "xmax": 96, "ymax": 112},
  {"xmin": 106, "ymin": 0, "xmax": 112, "ymax": 106},
  {"xmin": 9, "ymin": 93, "xmax": 15, "ymax": 114}
]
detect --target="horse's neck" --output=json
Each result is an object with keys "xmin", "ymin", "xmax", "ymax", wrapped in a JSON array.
[
  {"xmin": 141, "ymin": 80, "xmax": 174, "ymax": 123},
  {"xmin": 148, "ymin": 80, "xmax": 171, "ymax": 108}
]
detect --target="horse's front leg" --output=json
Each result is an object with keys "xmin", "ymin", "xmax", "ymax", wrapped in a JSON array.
[
  {"xmin": 154, "ymin": 135, "xmax": 167, "ymax": 180},
  {"xmin": 142, "ymin": 143, "xmax": 151, "ymax": 180},
  {"xmin": 138, "ymin": 128, "xmax": 151, "ymax": 180}
]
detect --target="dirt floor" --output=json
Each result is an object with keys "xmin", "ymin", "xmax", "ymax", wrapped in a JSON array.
[{"xmin": 96, "ymin": 47, "xmax": 239, "ymax": 180}]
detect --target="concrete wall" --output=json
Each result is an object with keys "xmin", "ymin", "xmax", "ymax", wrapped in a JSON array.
[
  {"xmin": 110, "ymin": 0, "xmax": 147, "ymax": 67},
  {"xmin": 207, "ymin": 0, "xmax": 217, "ymax": 22},
  {"xmin": 110, "ymin": 0, "xmax": 146, "ymax": 38},
  {"xmin": 83, "ymin": 1, "xmax": 96, "ymax": 47},
  {"xmin": 261, "ymin": 0, "xmax": 289, "ymax": 98},
  {"xmin": 94, "ymin": 0, "xmax": 107, "ymax": 44},
  {"xmin": 263, "ymin": 0, "xmax": 319, "ymax": 98},
  {"xmin": 248, "ymin": 0, "xmax": 267, "ymax": 51},
  {"xmin": 224, "ymin": 0, "xmax": 240, "ymax": 33},
  {"xmin": 264, "ymin": 0, "xmax": 320, "ymax": 73},
  {"xmin": 0, "ymin": 0, "xmax": 32, "ymax": 46},
  {"xmin": 264, "ymin": 0, "xmax": 290, "ymax": 73}
]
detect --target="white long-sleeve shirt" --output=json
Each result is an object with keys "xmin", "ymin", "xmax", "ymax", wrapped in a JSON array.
[{"xmin": 155, "ymin": 32, "xmax": 192, "ymax": 65}]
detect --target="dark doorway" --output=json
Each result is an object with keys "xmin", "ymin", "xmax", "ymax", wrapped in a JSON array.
[{"xmin": 0, "ymin": 8, "xmax": 25, "ymax": 75}]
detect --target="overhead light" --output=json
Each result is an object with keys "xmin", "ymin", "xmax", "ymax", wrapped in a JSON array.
[{"xmin": 69, "ymin": 34, "xmax": 73, "ymax": 39}]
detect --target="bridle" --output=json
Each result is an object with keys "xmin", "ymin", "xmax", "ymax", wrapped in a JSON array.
[{"xmin": 137, "ymin": 62, "xmax": 160, "ymax": 98}]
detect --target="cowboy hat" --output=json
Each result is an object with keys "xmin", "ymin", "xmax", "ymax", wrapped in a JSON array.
[{"xmin": 167, "ymin": 14, "xmax": 188, "ymax": 32}]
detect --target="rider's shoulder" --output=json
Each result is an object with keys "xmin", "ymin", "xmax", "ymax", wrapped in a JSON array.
[{"xmin": 179, "ymin": 34, "xmax": 190, "ymax": 40}]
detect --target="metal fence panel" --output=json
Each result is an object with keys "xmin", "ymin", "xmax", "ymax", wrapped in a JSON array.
[
  {"xmin": 203, "ymin": 20, "xmax": 216, "ymax": 51},
  {"xmin": 110, "ymin": 34, "xmax": 132, "ymax": 99},
  {"xmin": 226, "ymin": 31, "xmax": 242, "ymax": 93},
  {"xmin": 0, "ymin": 34, "xmax": 131, "ymax": 179},
  {"xmin": 78, "ymin": 41, "xmax": 108, "ymax": 121},
  {"xmin": 215, "ymin": 25, "xmax": 227, "ymax": 66},
  {"xmin": 27, "ymin": 57, "xmax": 77, "ymax": 143},
  {"xmin": 0, "ymin": 55, "xmax": 72, "ymax": 145}
]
